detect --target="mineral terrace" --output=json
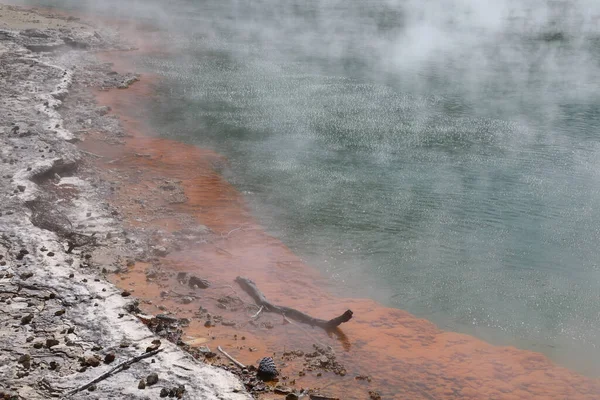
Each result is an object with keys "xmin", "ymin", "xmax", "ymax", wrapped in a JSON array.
[{"xmin": 0, "ymin": 4, "xmax": 250, "ymax": 399}]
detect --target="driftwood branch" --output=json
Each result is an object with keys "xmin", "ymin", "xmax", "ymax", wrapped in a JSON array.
[
  {"xmin": 217, "ymin": 346, "xmax": 246, "ymax": 369},
  {"xmin": 65, "ymin": 348, "xmax": 163, "ymax": 396},
  {"xmin": 235, "ymin": 276, "xmax": 353, "ymax": 330}
]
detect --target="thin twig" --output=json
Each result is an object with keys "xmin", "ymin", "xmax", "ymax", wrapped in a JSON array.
[
  {"xmin": 214, "ymin": 246, "xmax": 232, "ymax": 256},
  {"xmin": 65, "ymin": 348, "xmax": 164, "ymax": 396},
  {"xmin": 173, "ymin": 364, "xmax": 192, "ymax": 371},
  {"xmin": 224, "ymin": 227, "xmax": 241, "ymax": 238},
  {"xmin": 251, "ymin": 305, "xmax": 263, "ymax": 319},
  {"xmin": 80, "ymin": 150, "xmax": 104, "ymax": 158},
  {"xmin": 168, "ymin": 291, "xmax": 200, "ymax": 299},
  {"xmin": 107, "ymin": 156, "xmax": 126, "ymax": 164},
  {"xmin": 217, "ymin": 346, "xmax": 245, "ymax": 369}
]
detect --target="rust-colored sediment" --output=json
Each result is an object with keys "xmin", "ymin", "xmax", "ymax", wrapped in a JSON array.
[{"xmin": 78, "ymin": 47, "xmax": 600, "ymax": 399}]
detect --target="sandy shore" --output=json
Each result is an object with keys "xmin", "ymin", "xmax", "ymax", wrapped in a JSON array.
[{"xmin": 0, "ymin": 4, "xmax": 249, "ymax": 399}]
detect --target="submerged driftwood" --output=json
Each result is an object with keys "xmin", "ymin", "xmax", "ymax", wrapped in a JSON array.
[{"xmin": 235, "ymin": 276, "xmax": 353, "ymax": 330}]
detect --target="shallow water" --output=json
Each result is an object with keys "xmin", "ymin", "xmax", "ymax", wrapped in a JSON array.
[{"xmin": 20, "ymin": 0, "xmax": 600, "ymax": 376}]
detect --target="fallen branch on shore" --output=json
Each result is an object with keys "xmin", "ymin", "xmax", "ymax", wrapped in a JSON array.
[
  {"xmin": 65, "ymin": 348, "xmax": 163, "ymax": 397},
  {"xmin": 234, "ymin": 276, "xmax": 353, "ymax": 330},
  {"xmin": 217, "ymin": 346, "xmax": 246, "ymax": 369}
]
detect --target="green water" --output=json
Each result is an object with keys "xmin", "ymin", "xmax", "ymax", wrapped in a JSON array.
[{"xmin": 21, "ymin": 0, "xmax": 600, "ymax": 375}]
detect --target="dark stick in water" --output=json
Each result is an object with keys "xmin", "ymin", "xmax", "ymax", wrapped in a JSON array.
[{"xmin": 235, "ymin": 276, "xmax": 353, "ymax": 330}]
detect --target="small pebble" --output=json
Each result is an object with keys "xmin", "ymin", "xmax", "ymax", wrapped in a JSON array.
[
  {"xmin": 21, "ymin": 314, "xmax": 33, "ymax": 325},
  {"xmin": 146, "ymin": 372, "xmax": 158, "ymax": 385}
]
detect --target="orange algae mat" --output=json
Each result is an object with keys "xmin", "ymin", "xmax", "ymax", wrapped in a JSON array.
[{"xmin": 78, "ymin": 49, "xmax": 600, "ymax": 399}]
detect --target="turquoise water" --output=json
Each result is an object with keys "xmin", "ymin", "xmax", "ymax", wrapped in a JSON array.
[{"xmin": 22, "ymin": 0, "xmax": 600, "ymax": 375}]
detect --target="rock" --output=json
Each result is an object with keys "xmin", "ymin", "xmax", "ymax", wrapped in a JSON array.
[
  {"xmin": 104, "ymin": 353, "xmax": 115, "ymax": 364},
  {"xmin": 45, "ymin": 338, "xmax": 59, "ymax": 348},
  {"xmin": 62, "ymin": 36, "xmax": 90, "ymax": 49},
  {"xmin": 138, "ymin": 379, "xmax": 146, "ymax": 389},
  {"xmin": 146, "ymin": 372, "xmax": 159, "ymax": 386},
  {"xmin": 368, "ymin": 391, "xmax": 382, "ymax": 400},
  {"xmin": 86, "ymin": 355, "xmax": 100, "ymax": 367},
  {"xmin": 121, "ymin": 290, "xmax": 131, "ymax": 297},
  {"xmin": 175, "ymin": 385, "xmax": 186, "ymax": 398},
  {"xmin": 145, "ymin": 340, "xmax": 161, "ymax": 353},
  {"xmin": 20, "ymin": 272, "xmax": 33, "ymax": 280},
  {"xmin": 285, "ymin": 394, "xmax": 299, "ymax": 400},
  {"xmin": 125, "ymin": 300, "xmax": 141, "ymax": 314},
  {"xmin": 159, "ymin": 388, "xmax": 169, "ymax": 397},
  {"xmin": 18, "ymin": 354, "xmax": 31, "ymax": 369},
  {"xmin": 156, "ymin": 314, "xmax": 178, "ymax": 324},
  {"xmin": 118, "ymin": 75, "xmax": 140, "ymax": 89},
  {"xmin": 54, "ymin": 309, "xmax": 65, "ymax": 316},
  {"xmin": 96, "ymin": 106, "xmax": 111, "ymax": 116},
  {"xmin": 20, "ymin": 29, "xmax": 50, "ymax": 38},
  {"xmin": 145, "ymin": 269, "xmax": 158, "ymax": 279},
  {"xmin": 152, "ymin": 246, "xmax": 168, "ymax": 257},
  {"xmin": 21, "ymin": 314, "xmax": 33, "ymax": 325},
  {"xmin": 188, "ymin": 275, "xmax": 210, "ymax": 289},
  {"xmin": 257, "ymin": 357, "xmax": 278, "ymax": 380},
  {"xmin": 274, "ymin": 386, "xmax": 293, "ymax": 395}
]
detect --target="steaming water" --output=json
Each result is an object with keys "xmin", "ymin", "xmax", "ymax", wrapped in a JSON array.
[{"xmin": 20, "ymin": 0, "xmax": 600, "ymax": 375}]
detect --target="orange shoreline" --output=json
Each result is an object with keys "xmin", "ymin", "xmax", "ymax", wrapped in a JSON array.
[{"xmin": 71, "ymin": 21, "xmax": 600, "ymax": 400}]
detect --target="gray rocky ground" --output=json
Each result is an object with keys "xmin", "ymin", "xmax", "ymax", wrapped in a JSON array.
[{"xmin": 0, "ymin": 4, "xmax": 250, "ymax": 399}]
